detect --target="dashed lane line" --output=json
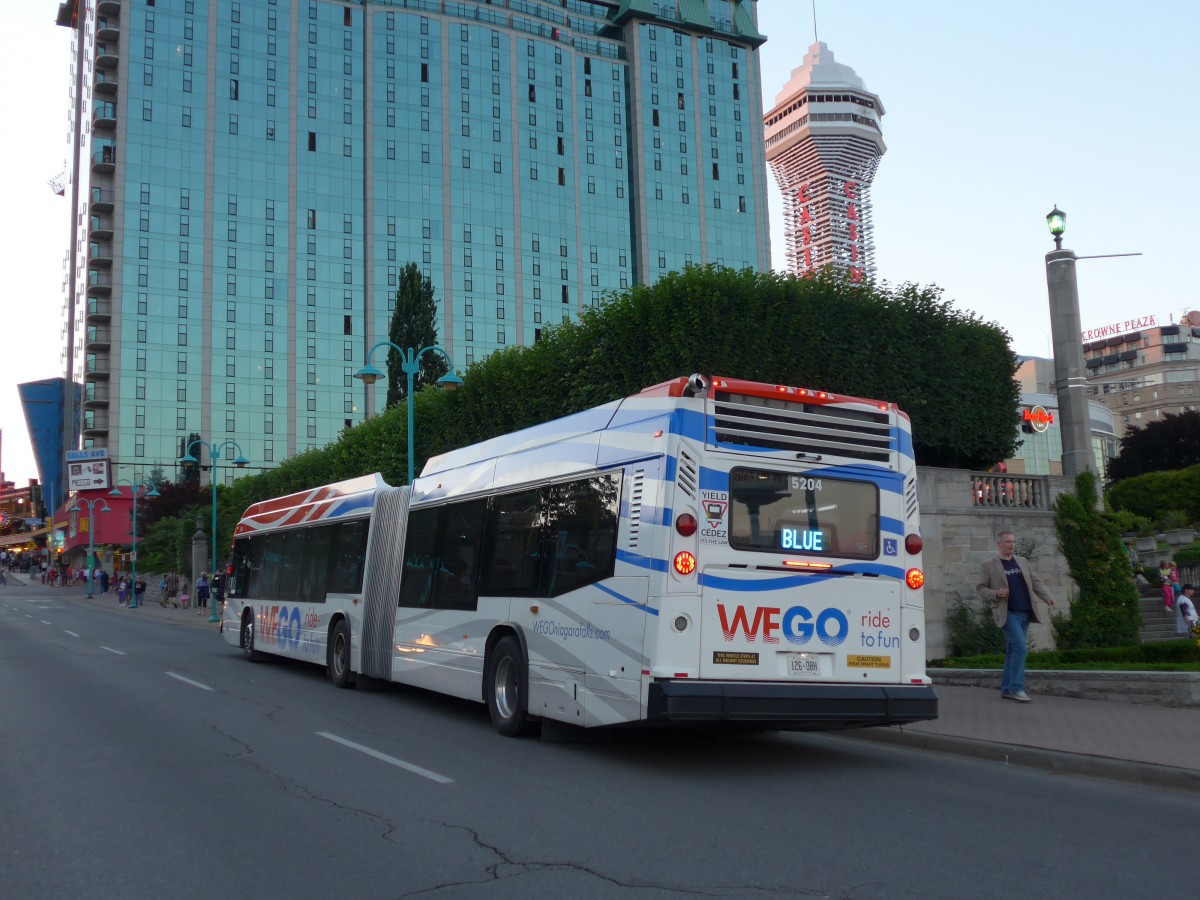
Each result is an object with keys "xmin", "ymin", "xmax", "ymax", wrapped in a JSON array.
[
  {"xmin": 316, "ymin": 731, "xmax": 453, "ymax": 784},
  {"xmin": 166, "ymin": 671, "xmax": 213, "ymax": 691},
  {"xmin": 101, "ymin": 646, "xmax": 126, "ymax": 656},
  {"xmin": 64, "ymin": 630, "xmax": 79, "ymax": 637}
]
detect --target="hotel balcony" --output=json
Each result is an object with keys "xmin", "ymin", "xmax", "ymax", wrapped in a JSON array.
[
  {"xmin": 86, "ymin": 274, "xmax": 113, "ymax": 299},
  {"xmin": 84, "ymin": 353, "xmax": 111, "ymax": 378},
  {"xmin": 98, "ymin": 0, "xmax": 122, "ymax": 14},
  {"xmin": 82, "ymin": 410, "xmax": 110, "ymax": 436},
  {"xmin": 97, "ymin": 17, "xmax": 120, "ymax": 41},
  {"xmin": 89, "ymin": 214, "xmax": 114, "ymax": 240},
  {"xmin": 83, "ymin": 383, "xmax": 111, "ymax": 408},
  {"xmin": 95, "ymin": 43, "xmax": 119, "ymax": 69},
  {"xmin": 88, "ymin": 241, "xmax": 113, "ymax": 267},
  {"xmin": 94, "ymin": 70, "xmax": 117, "ymax": 94},
  {"xmin": 92, "ymin": 144, "xmax": 116, "ymax": 173},
  {"xmin": 93, "ymin": 100, "xmax": 117, "ymax": 131},
  {"xmin": 87, "ymin": 326, "xmax": 112, "ymax": 350},
  {"xmin": 90, "ymin": 187, "xmax": 115, "ymax": 211}
]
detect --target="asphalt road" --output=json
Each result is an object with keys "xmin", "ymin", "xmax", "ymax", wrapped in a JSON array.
[{"xmin": 2, "ymin": 582, "xmax": 1197, "ymax": 899}]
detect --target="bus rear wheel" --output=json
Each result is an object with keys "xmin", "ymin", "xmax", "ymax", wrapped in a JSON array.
[
  {"xmin": 241, "ymin": 613, "xmax": 260, "ymax": 662},
  {"xmin": 486, "ymin": 636, "xmax": 540, "ymax": 737},
  {"xmin": 329, "ymin": 620, "xmax": 354, "ymax": 689}
]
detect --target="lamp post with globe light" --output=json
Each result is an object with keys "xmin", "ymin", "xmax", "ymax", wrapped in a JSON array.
[
  {"xmin": 354, "ymin": 341, "xmax": 462, "ymax": 484},
  {"xmin": 109, "ymin": 478, "xmax": 159, "ymax": 608},
  {"xmin": 67, "ymin": 496, "xmax": 111, "ymax": 599},
  {"xmin": 178, "ymin": 439, "xmax": 249, "ymax": 623}
]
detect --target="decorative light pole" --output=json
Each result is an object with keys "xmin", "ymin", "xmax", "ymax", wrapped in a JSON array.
[
  {"xmin": 1044, "ymin": 206, "xmax": 1142, "ymax": 482},
  {"xmin": 354, "ymin": 341, "xmax": 462, "ymax": 483},
  {"xmin": 179, "ymin": 439, "xmax": 249, "ymax": 623},
  {"xmin": 67, "ymin": 496, "xmax": 111, "ymax": 599},
  {"xmin": 109, "ymin": 478, "xmax": 159, "ymax": 609}
]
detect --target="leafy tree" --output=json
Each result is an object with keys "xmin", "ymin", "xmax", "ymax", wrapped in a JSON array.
[
  {"xmin": 1105, "ymin": 410, "xmax": 1200, "ymax": 485},
  {"xmin": 1052, "ymin": 470, "xmax": 1142, "ymax": 648},
  {"xmin": 385, "ymin": 263, "xmax": 447, "ymax": 409},
  {"xmin": 139, "ymin": 478, "xmax": 205, "ymax": 533}
]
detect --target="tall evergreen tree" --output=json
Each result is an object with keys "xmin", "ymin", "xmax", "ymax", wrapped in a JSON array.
[{"xmin": 386, "ymin": 263, "xmax": 447, "ymax": 410}]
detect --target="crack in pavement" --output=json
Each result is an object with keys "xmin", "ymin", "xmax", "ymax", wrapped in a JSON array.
[
  {"xmin": 396, "ymin": 820, "xmax": 833, "ymax": 897},
  {"xmin": 210, "ymin": 724, "xmax": 403, "ymax": 842}
]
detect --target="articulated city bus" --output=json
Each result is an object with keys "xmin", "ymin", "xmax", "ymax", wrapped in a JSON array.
[{"xmin": 221, "ymin": 374, "xmax": 937, "ymax": 735}]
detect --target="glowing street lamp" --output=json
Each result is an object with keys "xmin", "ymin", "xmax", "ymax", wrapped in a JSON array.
[
  {"xmin": 67, "ymin": 496, "xmax": 111, "ymax": 599},
  {"xmin": 354, "ymin": 341, "xmax": 462, "ymax": 483},
  {"xmin": 179, "ymin": 439, "xmax": 249, "ymax": 623},
  {"xmin": 109, "ymin": 478, "xmax": 159, "ymax": 609}
]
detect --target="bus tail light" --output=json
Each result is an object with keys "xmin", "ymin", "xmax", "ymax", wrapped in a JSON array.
[
  {"xmin": 905, "ymin": 533, "xmax": 923, "ymax": 555},
  {"xmin": 673, "ymin": 551, "xmax": 697, "ymax": 575},
  {"xmin": 675, "ymin": 513, "xmax": 697, "ymax": 537},
  {"xmin": 905, "ymin": 568, "xmax": 925, "ymax": 590}
]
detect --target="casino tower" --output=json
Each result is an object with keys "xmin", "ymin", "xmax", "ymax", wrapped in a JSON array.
[{"xmin": 764, "ymin": 42, "xmax": 884, "ymax": 281}]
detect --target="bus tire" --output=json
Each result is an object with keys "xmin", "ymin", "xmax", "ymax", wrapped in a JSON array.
[
  {"xmin": 329, "ymin": 620, "xmax": 354, "ymax": 689},
  {"xmin": 486, "ymin": 636, "xmax": 540, "ymax": 737},
  {"xmin": 241, "ymin": 612, "xmax": 260, "ymax": 663}
]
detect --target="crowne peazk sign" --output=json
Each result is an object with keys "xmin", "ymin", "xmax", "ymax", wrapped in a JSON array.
[{"xmin": 1080, "ymin": 315, "xmax": 1156, "ymax": 343}]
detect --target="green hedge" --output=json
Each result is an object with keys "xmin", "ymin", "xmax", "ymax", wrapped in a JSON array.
[
  {"xmin": 211, "ymin": 267, "xmax": 1020, "ymax": 553},
  {"xmin": 1107, "ymin": 464, "xmax": 1200, "ymax": 525},
  {"xmin": 931, "ymin": 640, "xmax": 1200, "ymax": 669}
]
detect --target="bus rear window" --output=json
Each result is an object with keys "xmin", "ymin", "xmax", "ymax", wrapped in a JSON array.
[{"xmin": 727, "ymin": 468, "xmax": 879, "ymax": 559}]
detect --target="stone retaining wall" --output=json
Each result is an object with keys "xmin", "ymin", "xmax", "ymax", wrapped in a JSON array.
[{"xmin": 932, "ymin": 668, "xmax": 1200, "ymax": 709}]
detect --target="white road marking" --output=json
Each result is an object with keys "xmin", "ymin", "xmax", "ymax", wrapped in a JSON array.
[
  {"xmin": 64, "ymin": 630, "xmax": 80, "ymax": 637},
  {"xmin": 101, "ymin": 646, "xmax": 126, "ymax": 656},
  {"xmin": 166, "ymin": 671, "xmax": 213, "ymax": 691},
  {"xmin": 41, "ymin": 620, "xmax": 52, "ymax": 625},
  {"xmin": 316, "ymin": 732, "xmax": 453, "ymax": 784}
]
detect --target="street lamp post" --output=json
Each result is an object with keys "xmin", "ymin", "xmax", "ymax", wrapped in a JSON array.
[
  {"xmin": 179, "ymin": 439, "xmax": 250, "ymax": 623},
  {"xmin": 67, "ymin": 496, "xmax": 111, "ymax": 599},
  {"xmin": 1044, "ymin": 207, "xmax": 1143, "ymax": 482},
  {"xmin": 109, "ymin": 478, "xmax": 160, "ymax": 609},
  {"xmin": 354, "ymin": 341, "xmax": 462, "ymax": 483}
]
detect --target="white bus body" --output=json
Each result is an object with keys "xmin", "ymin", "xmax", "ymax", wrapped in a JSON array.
[{"xmin": 221, "ymin": 374, "xmax": 937, "ymax": 734}]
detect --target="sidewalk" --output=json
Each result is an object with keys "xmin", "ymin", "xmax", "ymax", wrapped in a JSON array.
[
  {"xmin": 9, "ymin": 571, "xmax": 219, "ymax": 631},
  {"xmin": 8, "ymin": 571, "xmax": 1200, "ymax": 791},
  {"xmin": 853, "ymin": 683, "xmax": 1200, "ymax": 793}
]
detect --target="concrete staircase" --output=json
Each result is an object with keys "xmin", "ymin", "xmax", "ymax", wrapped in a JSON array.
[{"xmin": 1139, "ymin": 595, "xmax": 1183, "ymax": 643}]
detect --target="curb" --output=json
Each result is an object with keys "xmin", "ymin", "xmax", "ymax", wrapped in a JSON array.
[{"xmin": 845, "ymin": 726, "xmax": 1200, "ymax": 795}]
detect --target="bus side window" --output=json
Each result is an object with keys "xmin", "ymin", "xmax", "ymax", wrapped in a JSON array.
[
  {"xmin": 480, "ymin": 487, "xmax": 547, "ymax": 597},
  {"xmin": 544, "ymin": 474, "xmax": 620, "ymax": 597}
]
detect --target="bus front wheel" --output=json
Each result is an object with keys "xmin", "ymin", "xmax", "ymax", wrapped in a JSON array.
[
  {"xmin": 241, "ymin": 613, "xmax": 260, "ymax": 663},
  {"xmin": 329, "ymin": 620, "xmax": 354, "ymax": 689},
  {"xmin": 486, "ymin": 636, "xmax": 540, "ymax": 737}
]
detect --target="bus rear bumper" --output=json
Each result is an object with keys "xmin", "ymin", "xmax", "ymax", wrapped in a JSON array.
[{"xmin": 646, "ymin": 680, "xmax": 938, "ymax": 731}]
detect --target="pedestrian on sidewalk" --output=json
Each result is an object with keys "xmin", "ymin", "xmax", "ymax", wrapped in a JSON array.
[
  {"xmin": 162, "ymin": 571, "xmax": 180, "ymax": 608},
  {"xmin": 195, "ymin": 572, "xmax": 210, "ymax": 615},
  {"xmin": 977, "ymin": 529, "xmax": 1057, "ymax": 703},
  {"xmin": 133, "ymin": 576, "xmax": 146, "ymax": 608},
  {"xmin": 1177, "ymin": 584, "xmax": 1198, "ymax": 635}
]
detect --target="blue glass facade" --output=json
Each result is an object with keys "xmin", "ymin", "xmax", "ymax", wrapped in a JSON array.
[{"xmin": 63, "ymin": 0, "xmax": 769, "ymax": 478}]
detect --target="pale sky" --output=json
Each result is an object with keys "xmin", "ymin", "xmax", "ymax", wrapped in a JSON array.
[{"xmin": 2, "ymin": 1, "xmax": 1196, "ymax": 486}]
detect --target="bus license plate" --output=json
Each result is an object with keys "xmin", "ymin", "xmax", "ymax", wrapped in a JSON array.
[{"xmin": 786, "ymin": 653, "xmax": 821, "ymax": 677}]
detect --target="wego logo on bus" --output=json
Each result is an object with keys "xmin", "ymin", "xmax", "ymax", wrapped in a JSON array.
[{"xmin": 717, "ymin": 603, "xmax": 849, "ymax": 647}]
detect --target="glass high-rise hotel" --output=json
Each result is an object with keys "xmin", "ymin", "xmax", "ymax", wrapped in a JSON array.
[{"xmin": 55, "ymin": 0, "xmax": 770, "ymax": 482}]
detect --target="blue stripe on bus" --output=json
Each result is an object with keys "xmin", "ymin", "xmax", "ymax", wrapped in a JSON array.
[
  {"xmin": 616, "ymin": 549, "xmax": 669, "ymax": 572},
  {"xmin": 896, "ymin": 426, "xmax": 915, "ymax": 460},
  {"xmin": 593, "ymin": 582, "xmax": 660, "ymax": 616},
  {"xmin": 699, "ymin": 564, "xmax": 906, "ymax": 591},
  {"xmin": 328, "ymin": 494, "xmax": 376, "ymax": 517},
  {"xmin": 880, "ymin": 516, "xmax": 904, "ymax": 536}
]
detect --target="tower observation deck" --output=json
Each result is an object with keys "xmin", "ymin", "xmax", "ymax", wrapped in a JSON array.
[{"xmin": 764, "ymin": 42, "xmax": 885, "ymax": 281}]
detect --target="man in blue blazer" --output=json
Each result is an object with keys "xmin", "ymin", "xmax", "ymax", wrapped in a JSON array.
[{"xmin": 976, "ymin": 531, "xmax": 1057, "ymax": 702}]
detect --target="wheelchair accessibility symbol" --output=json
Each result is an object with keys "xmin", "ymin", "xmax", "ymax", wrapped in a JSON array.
[{"xmin": 884, "ymin": 538, "xmax": 898, "ymax": 556}]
